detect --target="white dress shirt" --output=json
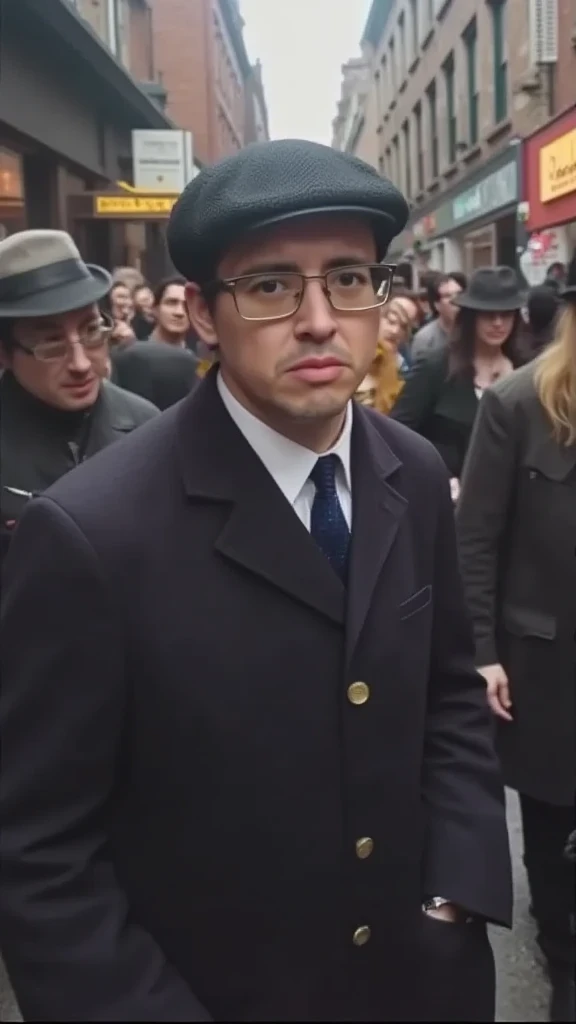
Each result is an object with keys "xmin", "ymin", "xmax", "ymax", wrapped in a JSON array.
[{"xmin": 217, "ymin": 373, "xmax": 353, "ymax": 530}]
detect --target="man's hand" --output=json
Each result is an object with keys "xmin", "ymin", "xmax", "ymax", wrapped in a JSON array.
[
  {"xmin": 478, "ymin": 663, "xmax": 513, "ymax": 721},
  {"xmin": 424, "ymin": 901, "xmax": 461, "ymax": 924},
  {"xmin": 111, "ymin": 320, "xmax": 135, "ymax": 347}
]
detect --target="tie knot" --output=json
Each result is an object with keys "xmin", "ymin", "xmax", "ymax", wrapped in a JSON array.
[{"xmin": 310, "ymin": 454, "xmax": 340, "ymax": 497}]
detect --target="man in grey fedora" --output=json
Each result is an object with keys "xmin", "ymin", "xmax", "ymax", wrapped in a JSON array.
[{"xmin": 0, "ymin": 229, "xmax": 159, "ymax": 558}]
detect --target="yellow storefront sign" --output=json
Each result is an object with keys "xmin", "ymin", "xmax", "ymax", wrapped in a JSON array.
[
  {"xmin": 540, "ymin": 128, "xmax": 576, "ymax": 203},
  {"xmin": 94, "ymin": 195, "xmax": 177, "ymax": 216}
]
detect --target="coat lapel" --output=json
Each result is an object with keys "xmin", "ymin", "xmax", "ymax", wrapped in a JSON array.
[
  {"xmin": 346, "ymin": 407, "xmax": 407, "ymax": 662},
  {"xmin": 175, "ymin": 370, "xmax": 345, "ymax": 626},
  {"xmin": 83, "ymin": 383, "xmax": 137, "ymax": 457}
]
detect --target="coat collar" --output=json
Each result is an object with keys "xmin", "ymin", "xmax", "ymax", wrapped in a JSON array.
[{"xmin": 176, "ymin": 368, "xmax": 406, "ymax": 647}]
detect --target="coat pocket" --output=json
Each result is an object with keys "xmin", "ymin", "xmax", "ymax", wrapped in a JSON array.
[
  {"xmin": 501, "ymin": 605, "xmax": 556, "ymax": 641},
  {"xmin": 398, "ymin": 584, "xmax": 432, "ymax": 622}
]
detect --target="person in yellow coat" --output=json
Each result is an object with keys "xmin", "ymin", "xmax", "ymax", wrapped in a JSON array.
[{"xmin": 356, "ymin": 293, "xmax": 419, "ymax": 412}]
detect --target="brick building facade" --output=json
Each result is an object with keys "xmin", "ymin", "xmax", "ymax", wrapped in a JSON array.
[
  {"xmin": 335, "ymin": 0, "xmax": 575, "ymax": 275},
  {"xmin": 0, "ymin": 0, "xmax": 174, "ymax": 277},
  {"xmin": 152, "ymin": 0, "xmax": 269, "ymax": 166}
]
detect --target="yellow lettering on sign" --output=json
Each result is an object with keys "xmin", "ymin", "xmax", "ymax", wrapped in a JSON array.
[
  {"xmin": 540, "ymin": 129, "xmax": 576, "ymax": 203},
  {"xmin": 94, "ymin": 196, "xmax": 177, "ymax": 215}
]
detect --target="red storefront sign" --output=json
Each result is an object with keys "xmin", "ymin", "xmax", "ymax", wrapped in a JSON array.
[{"xmin": 524, "ymin": 105, "xmax": 576, "ymax": 232}]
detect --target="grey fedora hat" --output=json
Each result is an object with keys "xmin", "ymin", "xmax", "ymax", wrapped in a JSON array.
[
  {"xmin": 452, "ymin": 266, "xmax": 524, "ymax": 313},
  {"xmin": 0, "ymin": 229, "xmax": 112, "ymax": 318}
]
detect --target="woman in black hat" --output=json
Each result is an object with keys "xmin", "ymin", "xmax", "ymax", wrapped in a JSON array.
[
  {"xmin": 456, "ymin": 278, "xmax": 576, "ymax": 1022},
  {"xmin": 390, "ymin": 266, "xmax": 524, "ymax": 498}
]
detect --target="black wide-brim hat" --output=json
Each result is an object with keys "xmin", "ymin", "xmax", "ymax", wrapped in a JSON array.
[
  {"xmin": 452, "ymin": 266, "xmax": 524, "ymax": 312},
  {"xmin": 167, "ymin": 139, "xmax": 410, "ymax": 284},
  {"xmin": 0, "ymin": 229, "xmax": 112, "ymax": 318}
]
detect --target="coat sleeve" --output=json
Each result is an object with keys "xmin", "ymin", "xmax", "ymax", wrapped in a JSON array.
[
  {"xmin": 0, "ymin": 497, "xmax": 211, "ymax": 1022},
  {"xmin": 389, "ymin": 352, "xmax": 442, "ymax": 431},
  {"xmin": 421, "ymin": 452, "xmax": 513, "ymax": 926},
  {"xmin": 456, "ymin": 388, "xmax": 518, "ymax": 666}
]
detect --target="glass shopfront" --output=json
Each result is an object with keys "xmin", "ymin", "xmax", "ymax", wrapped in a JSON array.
[{"xmin": 0, "ymin": 147, "xmax": 26, "ymax": 237}]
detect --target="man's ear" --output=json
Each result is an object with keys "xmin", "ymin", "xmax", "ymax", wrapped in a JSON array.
[{"xmin": 185, "ymin": 283, "xmax": 218, "ymax": 349}]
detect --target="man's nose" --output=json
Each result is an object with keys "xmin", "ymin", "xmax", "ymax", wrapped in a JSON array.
[
  {"xmin": 66, "ymin": 340, "xmax": 92, "ymax": 372},
  {"xmin": 294, "ymin": 280, "xmax": 338, "ymax": 341}
]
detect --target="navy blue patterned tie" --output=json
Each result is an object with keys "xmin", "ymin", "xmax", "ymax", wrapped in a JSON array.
[{"xmin": 309, "ymin": 454, "xmax": 350, "ymax": 582}]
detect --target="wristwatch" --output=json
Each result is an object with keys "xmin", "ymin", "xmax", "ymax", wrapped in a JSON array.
[{"xmin": 423, "ymin": 896, "xmax": 451, "ymax": 913}]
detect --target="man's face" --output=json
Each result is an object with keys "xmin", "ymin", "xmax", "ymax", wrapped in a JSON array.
[
  {"xmin": 436, "ymin": 278, "xmax": 462, "ymax": 325},
  {"xmin": 134, "ymin": 286, "xmax": 155, "ymax": 315},
  {"xmin": 187, "ymin": 217, "xmax": 382, "ymax": 428},
  {"xmin": 1, "ymin": 303, "xmax": 106, "ymax": 411},
  {"xmin": 156, "ymin": 283, "xmax": 189, "ymax": 338},
  {"xmin": 110, "ymin": 284, "xmax": 134, "ymax": 322}
]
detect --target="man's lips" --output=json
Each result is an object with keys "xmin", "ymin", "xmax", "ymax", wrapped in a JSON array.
[
  {"xmin": 287, "ymin": 357, "xmax": 348, "ymax": 383},
  {"xmin": 64, "ymin": 378, "xmax": 96, "ymax": 391}
]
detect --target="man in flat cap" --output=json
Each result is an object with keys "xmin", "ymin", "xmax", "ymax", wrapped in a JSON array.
[
  {"xmin": 0, "ymin": 230, "xmax": 159, "ymax": 559},
  {"xmin": 1, "ymin": 142, "xmax": 511, "ymax": 1022}
]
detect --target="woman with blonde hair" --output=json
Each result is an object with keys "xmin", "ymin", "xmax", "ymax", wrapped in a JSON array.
[{"xmin": 456, "ymin": 279, "xmax": 576, "ymax": 1023}]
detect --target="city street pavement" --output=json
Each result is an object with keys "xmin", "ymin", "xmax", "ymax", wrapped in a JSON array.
[{"xmin": 0, "ymin": 792, "xmax": 549, "ymax": 1022}]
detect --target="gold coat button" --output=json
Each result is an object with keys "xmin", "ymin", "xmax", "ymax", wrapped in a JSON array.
[
  {"xmin": 355, "ymin": 836, "xmax": 374, "ymax": 860},
  {"xmin": 347, "ymin": 681, "xmax": 370, "ymax": 705},
  {"xmin": 353, "ymin": 925, "xmax": 372, "ymax": 946}
]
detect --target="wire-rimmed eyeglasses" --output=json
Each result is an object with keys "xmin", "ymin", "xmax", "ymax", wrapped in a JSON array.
[
  {"xmin": 14, "ymin": 314, "xmax": 113, "ymax": 363},
  {"xmin": 204, "ymin": 263, "xmax": 396, "ymax": 322}
]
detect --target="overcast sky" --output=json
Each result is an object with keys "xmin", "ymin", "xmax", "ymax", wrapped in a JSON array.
[{"xmin": 240, "ymin": 0, "xmax": 373, "ymax": 145}]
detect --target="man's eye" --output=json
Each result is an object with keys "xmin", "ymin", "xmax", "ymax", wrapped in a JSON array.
[
  {"xmin": 336, "ymin": 271, "xmax": 368, "ymax": 287},
  {"xmin": 250, "ymin": 278, "xmax": 287, "ymax": 294}
]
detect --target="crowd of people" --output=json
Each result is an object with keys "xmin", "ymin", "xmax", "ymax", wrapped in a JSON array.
[{"xmin": 0, "ymin": 138, "xmax": 574, "ymax": 1023}]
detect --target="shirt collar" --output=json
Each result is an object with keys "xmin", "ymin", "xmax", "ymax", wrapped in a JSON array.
[{"xmin": 217, "ymin": 372, "xmax": 353, "ymax": 506}]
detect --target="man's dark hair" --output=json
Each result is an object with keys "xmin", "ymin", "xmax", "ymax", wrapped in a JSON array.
[
  {"xmin": 153, "ymin": 277, "xmax": 186, "ymax": 306},
  {"xmin": 426, "ymin": 273, "xmax": 463, "ymax": 315},
  {"xmin": 449, "ymin": 272, "xmax": 468, "ymax": 291},
  {"xmin": 516, "ymin": 284, "xmax": 560, "ymax": 361},
  {"xmin": 528, "ymin": 285, "xmax": 560, "ymax": 332}
]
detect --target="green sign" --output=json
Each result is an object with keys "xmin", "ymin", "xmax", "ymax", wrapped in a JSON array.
[{"xmin": 451, "ymin": 158, "xmax": 518, "ymax": 227}]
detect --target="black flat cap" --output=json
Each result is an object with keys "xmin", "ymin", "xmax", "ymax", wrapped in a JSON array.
[{"xmin": 167, "ymin": 139, "xmax": 409, "ymax": 284}]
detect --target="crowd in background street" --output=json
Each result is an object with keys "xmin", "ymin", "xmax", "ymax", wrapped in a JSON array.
[{"xmin": 0, "ymin": 139, "xmax": 574, "ymax": 1023}]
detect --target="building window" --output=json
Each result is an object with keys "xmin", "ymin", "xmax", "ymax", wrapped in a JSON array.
[
  {"xmin": 114, "ymin": 0, "xmax": 130, "ymax": 68},
  {"xmin": 380, "ymin": 55, "xmax": 388, "ymax": 111},
  {"xmin": 426, "ymin": 80, "xmax": 439, "ymax": 181},
  {"xmin": 489, "ymin": 0, "xmax": 508, "ymax": 122},
  {"xmin": 378, "ymin": 154, "xmax": 385, "ymax": 176},
  {"xmin": 402, "ymin": 119, "xmax": 412, "ymax": 198},
  {"xmin": 389, "ymin": 36, "xmax": 397, "ymax": 95},
  {"xmin": 392, "ymin": 135, "xmax": 400, "ymax": 187},
  {"xmin": 385, "ymin": 146, "xmax": 392, "ymax": 180},
  {"xmin": 0, "ymin": 148, "xmax": 24, "ymax": 200},
  {"xmin": 414, "ymin": 102, "xmax": 424, "ymax": 193},
  {"xmin": 463, "ymin": 17, "xmax": 479, "ymax": 146},
  {"xmin": 398, "ymin": 13, "xmax": 407, "ymax": 82},
  {"xmin": 409, "ymin": 0, "xmax": 419, "ymax": 62},
  {"xmin": 374, "ymin": 70, "xmax": 382, "ymax": 123},
  {"xmin": 443, "ymin": 52, "xmax": 456, "ymax": 165}
]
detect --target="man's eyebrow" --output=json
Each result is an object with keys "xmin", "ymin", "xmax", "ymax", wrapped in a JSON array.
[
  {"xmin": 228, "ymin": 256, "xmax": 375, "ymax": 277},
  {"xmin": 323, "ymin": 256, "xmax": 375, "ymax": 271},
  {"xmin": 27, "ymin": 320, "xmax": 63, "ymax": 333}
]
